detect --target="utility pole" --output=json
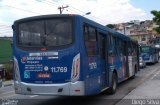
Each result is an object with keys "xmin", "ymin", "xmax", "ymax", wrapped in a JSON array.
[{"xmin": 58, "ymin": 5, "xmax": 69, "ymax": 14}]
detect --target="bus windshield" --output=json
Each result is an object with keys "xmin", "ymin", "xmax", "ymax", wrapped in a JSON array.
[
  {"xmin": 18, "ymin": 18, "xmax": 73, "ymax": 47},
  {"xmin": 141, "ymin": 46, "xmax": 150, "ymax": 53}
]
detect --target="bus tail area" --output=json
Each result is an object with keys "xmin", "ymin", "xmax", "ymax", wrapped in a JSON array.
[
  {"xmin": 13, "ymin": 53, "xmax": 86, "ymax": 96},
  {"xmin": 13, "ymin": 14, "xmax": 139, "ymax": 96}
]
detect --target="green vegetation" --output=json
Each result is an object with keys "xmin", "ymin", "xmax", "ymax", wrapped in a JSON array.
[
  {"xmin": 151, "ymin": 10, "xmax": 160, "ymax": 34},
  {"xmin": 106, "ymin": 24, "xmax": 115, "ymax": 29},
  {"xmin": 0, "ymin": 39, "xmax": 12, "ymax": 63}
]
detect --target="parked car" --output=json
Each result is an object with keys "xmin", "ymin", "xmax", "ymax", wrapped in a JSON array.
[{"xmin": 139, "ymin": 56, "xmax": 146, "ymax": 68}]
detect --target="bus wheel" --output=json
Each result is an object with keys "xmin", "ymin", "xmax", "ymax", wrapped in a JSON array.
[{"xmin": 109, "ymin": 72, "xmax": 117, "ymax": 94}]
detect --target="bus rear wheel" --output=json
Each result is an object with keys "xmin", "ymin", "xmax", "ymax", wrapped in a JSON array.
[{"xmin": 109, "ymin": 72, "xmax": 117, "ymax": 94}]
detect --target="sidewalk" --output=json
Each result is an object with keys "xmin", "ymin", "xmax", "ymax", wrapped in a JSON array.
[
  {"xmin": 116, "ymin": 70, "xmax": 160, "ymax": 105},
  {"xmin": 2, "ymin": 80, "xmax": 13, "ymax": 87}
]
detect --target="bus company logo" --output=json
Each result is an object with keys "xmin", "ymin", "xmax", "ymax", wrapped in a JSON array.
[
  {"xmin": 26, "ymin": 57, "xmax": 43, "ymax": 60},
  {"xmin": 38, "ymin": 73, "xmax": 51, "ymax": 78},
  {"xmin": 21, "ymin": 57, "xmax": 27, "ymax": 63}
]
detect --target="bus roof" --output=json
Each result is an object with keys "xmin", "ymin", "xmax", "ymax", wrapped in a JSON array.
[
  {"xmin": 13, "ymin": 14, "xmax": 137, "ymax": 43},
  {"xmin": 13, "ymin": 14, "xmax": 76, "ymax": 24}
]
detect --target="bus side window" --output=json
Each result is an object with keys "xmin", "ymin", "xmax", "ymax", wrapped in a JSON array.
[
  {"xmin": 84, "ymin": 25, "xmax": 89, "ymax": 41},
  {"xmin": 119, "ymin": 40, "xmax": 125, "ymax": 56},
  {"xmin": 84, "ymin": 25, "xmax": 98, "ymax": 56},
  {"xmin": 108, "ymin": 34, "xmax": 115, "ymax": 57},
  {"xmin": 116, "ymin": 38, "xmax": 121, "ymax": 56},
  {"xmin": 128, "ymin": 43, "xmax": 132, "ymax": 56},
  {"xmin": 98, "ymin": 32, "xmax": 107, "ymax": 59},
  {"xmin": 114, "ymin": 37, "xmax": 119, "ymax": 56}
]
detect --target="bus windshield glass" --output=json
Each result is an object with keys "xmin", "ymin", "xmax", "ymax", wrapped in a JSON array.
[
  {"xmin": 141, "ymin": 46, "xmax": 150, "ymax": 53},
  {"xmin": 18, "ymin": 18, "xmax": 73, "ymax": 47}
]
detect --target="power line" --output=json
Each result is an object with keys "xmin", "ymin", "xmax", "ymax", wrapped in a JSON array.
[
  {"xmin": 0, "ymin": 4, "xmax": 41, "ymax": 15},
  {"xmin": 64, "ymin": 6, "xmax": 107, "ymax": 24},
  {"xmin": 0, "ymin": 25, "xmax": 11, "ymax": 28},
  {"xmin": 44, "ymin": 0, "xmax": 107, "ymax": 23},
  {"xmin": 0, "ymin": 24, "xmax": 11, "ymax": 27},
  {"xmin": 45, "ymin": 0, "xmax": 87, "ymax": 15},
  {"xmin": 0, "ymin": 30, "xmax": 11, "ymax": 32},
  {"xmin": 0, "ymin": 26, "xmax": 11, "ymax": 30},
  {"xmin": 0, "ymin": 30, "xmax": 12, "ymax": 33},
  {"xmin": 43, "ymin": 0, "xmax": 59, "ymax": 7},
  {"xmin": 0, "ymin": 30, "xmax": 12, "ymax": 32},
  {"xmin": 41, "ymin": 0, "xmax": 68, "ymax": 14},
  {"xmin": 0, "ymin": 23, "xmax": 12, "ymax": 36},
  {"xmin": 0, "ymin": 25, "xmax": 12, "ymax": 30},
  {"xmin": 0, "ymin": 1, "xmax": 107, "ymax": 26},
  {"xmin": 0, "ymin": 27, "xmax": 12, "ymax": 30}
]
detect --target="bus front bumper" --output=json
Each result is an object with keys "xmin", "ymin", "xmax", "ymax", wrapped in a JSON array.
[{"xmin": 14, "ymin": 81, "xmax": 85, "ymax": 96}]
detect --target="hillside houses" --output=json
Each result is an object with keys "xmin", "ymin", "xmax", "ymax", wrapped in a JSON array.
[{"xmin": 113, "ymin": 20, "xmax": 159, "ymax": 45}]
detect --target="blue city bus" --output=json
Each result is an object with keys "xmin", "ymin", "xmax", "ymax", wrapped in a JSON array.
[
  {"xmin": 140, "ymin": 45, "xmax": 159, "ymax": 64},
  {"xmin": 12, "ymin": 14, "xmax": 139, "ymax": 96}
]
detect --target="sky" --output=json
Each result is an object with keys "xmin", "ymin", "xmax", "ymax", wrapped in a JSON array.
[{"xmin": 0, "ymin": 0, "xmax": 160, "ymax": 37}]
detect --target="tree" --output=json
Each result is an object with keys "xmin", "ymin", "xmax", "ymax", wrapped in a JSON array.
[
  {"xmin": 151, "ymin": 10, "xmax": 160, "ymax": 33},
  {"xmin": 106, "ymin": 24, "xmax": 115, "ymax": 29}
]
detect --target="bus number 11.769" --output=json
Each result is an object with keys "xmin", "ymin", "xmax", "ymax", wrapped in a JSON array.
[{"xmin": 51, "ymin": 67, "xmax": 68, "ymax": 73}]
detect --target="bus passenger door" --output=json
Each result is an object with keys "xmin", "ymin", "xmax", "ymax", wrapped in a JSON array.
[
  {"xmin": 98, "ymin": 33, "xmax": 109, "ymax": 88},
  {"xmin": 121, "ymin": 41, "xmax": 128, "ymax": 79}
]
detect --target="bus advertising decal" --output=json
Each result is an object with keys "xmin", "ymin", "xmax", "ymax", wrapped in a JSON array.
[
  {"xmin": 24, "ymin": 64, "xmax": 43, "ymax": 72},
  {"xmin": 20, "ymin": 56, "xmax": 44, "ymax": 72}
]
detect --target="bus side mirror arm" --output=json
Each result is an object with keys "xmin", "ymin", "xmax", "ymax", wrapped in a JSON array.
[{"xmin": 12, "ymin": 25, "xmax": 15, "ymax": 31}]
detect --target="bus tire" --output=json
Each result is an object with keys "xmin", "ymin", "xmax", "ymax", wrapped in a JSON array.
[{"xmin": 108, "ymin": 72, "xmax": 117, "ymax": 94}]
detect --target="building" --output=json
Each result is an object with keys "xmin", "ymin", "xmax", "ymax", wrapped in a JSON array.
[{"xmin": 114, "ymin": 20, "xmax": 159, "ymax": 45}]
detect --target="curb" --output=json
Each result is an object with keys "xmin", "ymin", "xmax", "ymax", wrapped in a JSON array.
[
  {"xmin": 4, "ymin": 83, "xmax": 13, "ymax": 87},
  {"xmin": 2, "ymin": 80, "xmax": 14, "ymax": 87}
]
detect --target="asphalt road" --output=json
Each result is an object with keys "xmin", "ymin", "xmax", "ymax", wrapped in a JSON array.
[{"xmin": 1, "ymin": 62, "xmax": 160, "ymax": 105}]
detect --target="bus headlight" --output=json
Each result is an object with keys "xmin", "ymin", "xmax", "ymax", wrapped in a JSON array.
[{"xmin": 71, "ymin": 53, "xmax": 80, "ymax": 82}]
